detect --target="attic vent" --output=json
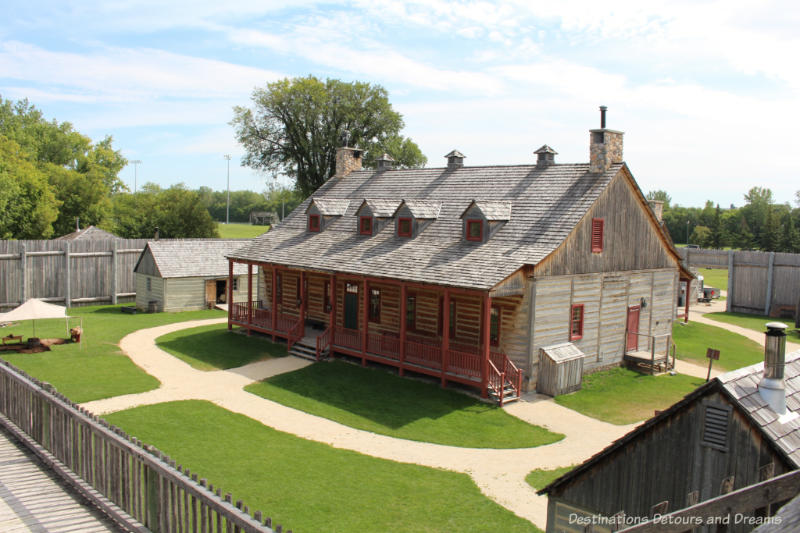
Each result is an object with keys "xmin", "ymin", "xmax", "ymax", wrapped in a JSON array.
[
  {"xmin": 702, "ymin": 404, "xmax": 730, "ymax": 451},
  {"xmin": 534, "ymin": 145, "xmax": 557, "ymax": 167},
  {"xmin": 445, "ymin": 150, "xmax": 465, "ymax": 169}
]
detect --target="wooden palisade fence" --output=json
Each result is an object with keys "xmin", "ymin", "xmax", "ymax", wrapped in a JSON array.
[
  {"xmin": 679, "ymin": 248, "xmax": 800, "ymax": 318},
  {"xmin": 0, "ymin": 239, "xmax": 149, "ymax": 309},
  {"xmin": 0, "ymin": 359, "xmax": 291, "ymax": 533}
]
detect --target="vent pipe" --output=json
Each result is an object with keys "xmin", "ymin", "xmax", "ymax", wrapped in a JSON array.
[
  {"xmin": 759, "ymin": 322, "xmax": 788, "ymax": 415},
  {"xmin": 600, "ymin": 105, "xmax": 607, "ymax": 128}
]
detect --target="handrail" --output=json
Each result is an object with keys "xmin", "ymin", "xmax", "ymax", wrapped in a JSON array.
[
  {"xmin": 316, "ymin": 326, "xmax": 332, "ymax": 360},
  {"xmin": 0, "ymin": 359, "xmax": 283, "ymax": 533},
  {"xmin": 488, "ymin": 360, "xmax": 505, "ymax": 405},
  {"xmin": 287, "ymin": 318, "xmax": 304, "ymax": 351}
]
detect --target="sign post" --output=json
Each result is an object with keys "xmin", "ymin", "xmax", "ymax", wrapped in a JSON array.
[{"xmin": 706, "ymin": 348, "xmax": 720, "ymax": 381}]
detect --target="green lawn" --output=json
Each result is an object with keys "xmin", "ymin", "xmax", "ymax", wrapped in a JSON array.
[
  {"xmin": 525, "ymin": 465, "xmax": 576, "ymax": 491},
  {"xmin": 698, "ymin": 268, "xmax": 728, "ymax": 292},
  {"xmin": 1, "ymin": 305, "xmax": 225, "ymax": 403},
  {"xmin": 245, "ymin": 361, "xmax": 563, "ymax": 449},
  {"xmin": 704, "ymin": 312, "xmax": 800, "ymax": 343},
  {"xmin": 216, "ymin": 223, "xmax": 268, "ymax": 239},
  {"xmin": 156, "ymin": 324, "xmax": 286, "ymax": 370},
  {"xmin": 554, "ymin": 367, "xmax": 704, "ymax": 425},
  {"xmin": 672, "ymin": 320, "xmax": 765, "ymax": 371},
  {"xmin": 106, "ymin": 400, "xmax": 540, "ymax": 533}
]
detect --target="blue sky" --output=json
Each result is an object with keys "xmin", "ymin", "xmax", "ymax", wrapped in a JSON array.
[{"xmin": 1, "ymin": 0, "xmax": 798, "ymax": 207}]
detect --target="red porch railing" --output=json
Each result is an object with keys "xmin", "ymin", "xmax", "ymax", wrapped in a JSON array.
[
  {"xmin": 276, "ymin": 312, "xmax": 298, "ymax": 332},
  {"xmin": 287, "ymin": 317, "xmax": 304, "ymax": 351},
  {"xmin": 333, "ymin": 326, "xmax": 361, "ymax": 351},
  {"xmin": 367, "ymin": 331, "xmax": 401, "ymax": 360},
  {"xmin": 488, "ymin": 360, "xmax": 505, "ymax": 405},
  {"xmin": 230, "ymin": 301, "xmax": 251, "ymax": 323},
  {"xmin": 447, "ymin": 347, "xmax": 482, "ymax": 379},
  {"xmin": 251, "ymin": 307, "xmax": 272, "ymax": 329},
  {"xmin": 489, "ymin": 350, "xmax": 523, "ymax": 405},
  {"xmin": 316, "ymin": 326, "xmax": 332, "ymax": 360},
  {"xmin": 405, "ymin": 338, "xmax": 442, "ymax": 369}
]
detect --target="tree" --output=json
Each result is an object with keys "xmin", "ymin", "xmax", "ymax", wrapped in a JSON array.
[
  {"xmin": 779, "ymin": 210, "xmax": 800, "ymax": 253},
  {"xmin": 111, "ymin": 184, "xmax": 219, "ymax": 238},
  {"xmin": 760, "ymin": 206, "xmax": 780, "ymax": 251},
  {"xmin": 690, "ymin": 225, "xmax": 712, "ymax": 247},
  {"xmin": 710, "ymin": 204, "xmax": 724, "ymax": 249},
  {"xmin": 231, "ymin": 76, "xmax": 427, "ymax": 197},
  {"xmin": 0, "ymin": 135, "xmax": 59, "ymax": 238},
  {"xmin": 645, "ymin": 190, "xmax": 671, "ymax": 208}
]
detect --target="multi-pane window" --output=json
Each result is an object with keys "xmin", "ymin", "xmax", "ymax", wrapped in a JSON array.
[
  {"xmin": 398, "ymin": 217, "xmax": 412, "ymax": 237},
  {"xmin": 232, "ymin": 278, "xmax": 238, "ymax": 291},
  {"xmin": 324, "ymin": 281, "xmax": 331, "ymax": 311},
  {"xmin": 570, "ymin": 304, "xmax": 584, "ymax": 340},
  {"xmin": 591, "ymin": 218, "xmax": 604, "ymax": 253},
  {"xmin": 308, "ymin": 214, "xmax": 321, "ymax": 232},
  {"xmin": 466, "ymin": 219, "xmax": 483, "ymax": 241},
  {"xmin": 490, "ymin": 305, "xmax": 501, "ymax": 346},
  {"xmin": 406, "ymin": 294, "xmax": 417, "ymax": 330},
  {"xmin": 360, "ymin": 216, "xmax": 373, "ymax": 235},
  {"xmin": 369, "ymin": 288, "xmax": 381, "ymax": 323}
]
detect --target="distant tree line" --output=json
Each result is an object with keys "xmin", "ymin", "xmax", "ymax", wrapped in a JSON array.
[{"xmin": 647, "ymin": 188, "xmax": 800, "ymax": 253}]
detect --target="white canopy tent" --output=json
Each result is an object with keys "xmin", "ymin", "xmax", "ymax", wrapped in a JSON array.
[{"xmin": 0, "ymin": 299, "xmax": 81, "ymax": 344}]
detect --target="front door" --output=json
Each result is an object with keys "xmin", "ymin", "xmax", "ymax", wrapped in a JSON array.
[
  {"xmin": 626, "ymin": 305, "xmax": 640, "ymax": 352},
  {"xmin": 205, "ymin": 280, "xmax": 216, "ymax": 305},
  {"xmin": 344, "ymin": 283, "xmax": 359, "ymax": 330}
]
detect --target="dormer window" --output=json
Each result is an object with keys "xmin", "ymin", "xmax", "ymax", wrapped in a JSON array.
[
  {"xmin": 398, "ymin": 217, "xmax": 413, "ymax": 237},
  {"xmin": 308, "ymin": 214, "xmax": 321, "ymax": 232},
  {"xmin": 359, "ymin": 216, "xmax": 373, "ymax": 235},
  {"xmin": 466, "ymin": 219, "xmax": 483, "ymax": 242}
]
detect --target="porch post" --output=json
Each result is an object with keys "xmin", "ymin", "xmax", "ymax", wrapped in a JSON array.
[
  {"xmin": 441, "ymin": 288, "xmax": 450, "ymax": 388},
  {"xmin": 227, "ymin": 260, "xmax": 233, "ymax": 330},
  {"xmin": 271, "ymin": 266, "xmax": 278, "ymax": 333},
  {"xmin": 361, "ymin": 279, "xmax": 368, "ymax": 365},
  {"xmin": 399, "ymin": 283, "xmax": 407, "ymax": 377},
  {"xmin": 329, "ymin": 274, "xmax": 336, "ymax": 344},
  {"xmin": 481, "ymin": 291, "xmax": 492, "ymax": 398},
  {"xmin": 247, "ymin": 263, "xmax": 253, "ymax": 335},
  {"xmin": 300, "ymin": 270, "xmax": 306, "ymax": 331},
  {"xmin": 683, "ymin": 277, "xmax": 690, "ymax": 324}
]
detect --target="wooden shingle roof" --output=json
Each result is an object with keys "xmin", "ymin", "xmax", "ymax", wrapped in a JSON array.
[
  {"xmin": 137, "ymin": 240, "xmax": 251, "ymax": 279},
  {"xmin": 356, "ymin": 199, "xmax": 400, "ymax": 218},
  {"xmin": 394, "ymin": 200, "xmax": 442, "ymax": 219},
  {"xmin": 306, "ymin": 199, "xmax": 351, "ymax": 216},
  {"xmin": 229, "ymin": 163, "xmax": 622, "ymax": 290},
  {"xmin": 460, "ymin": 200, "xmax": 512, "ymax": 221},
  {"xmin": 56, "ymin": 226, "xmax": 119, "ymax": 241}
]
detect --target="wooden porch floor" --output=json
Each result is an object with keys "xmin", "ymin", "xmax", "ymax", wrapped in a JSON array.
[{"xmin": 0, "ymin": 427, "xmax": 123, "ymax": 532}]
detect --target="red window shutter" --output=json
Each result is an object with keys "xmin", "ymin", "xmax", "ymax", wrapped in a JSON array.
[{"xmin": 591, "ymin": 218, "xmax": 604, "ymax": 252}]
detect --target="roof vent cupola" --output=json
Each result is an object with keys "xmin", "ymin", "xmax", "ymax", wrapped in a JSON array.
[
  {"xmin": 589, "ymin": 106, "xmax": 624, "ymax": 174},
  {"xmin": 445, "ymin": 150, "xmax": 465, "ymax": 170},
  {"xmin": 376, "ymin": 153, "xmax": 395, "ymax": 172},
  {"xmin": 534, "ymin": 145, "xmax": 557, "ymax": 167}
]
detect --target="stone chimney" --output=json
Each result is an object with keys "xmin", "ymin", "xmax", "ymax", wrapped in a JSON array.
[
  {"xmin": 589, "ymin": 106, "xmax": 624, "ymax": 173},
  {"xmin": 335, "ymin": 147, "xmax": 363, "ymax": 177},
  {"xmin": 376, "ymin": 153, "xmax": 395, "ymax": 172},
  {"xmin": 649, "ymin": 200, "xmax": 664, "ymax": 222},
  {"xmin": 444, "ymin": 150, "xmax": 465, "ymax": 170},
  {"xmin": 534, "ymin": 145, "xmax": 557, "ymax": 168},
  {"xmin": 758, "ymin": 322, "xmax": 794, "ymax": 418}
]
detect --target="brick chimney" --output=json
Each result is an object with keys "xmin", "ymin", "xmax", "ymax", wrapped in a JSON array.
[
  {"xmin": 589, "ymin": 106, "xmax": 624, "ymax": 173},
  {"xmin": 649, "ymin": 200, "xmax": 664, "ymax": 222},
  {"xmin": 335, "ymin": 147, "xmax": 363, "ymax": 177}
]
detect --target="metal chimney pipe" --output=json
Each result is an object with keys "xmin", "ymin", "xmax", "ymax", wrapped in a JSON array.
[
  {"xmin": 759, "ymin": 322, "xmax": 788, "ymax": 414},
  {"xmin": 154, "ymin": 227, "xmax": 160, "ymax": 241},
  {"xmin": 600, "ymin": 106, "xmax": 607, "ymax": 129}
]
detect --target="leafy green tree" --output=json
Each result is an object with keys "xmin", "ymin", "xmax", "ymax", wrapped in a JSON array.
[
  {"xmin": 0, "ymin": 135, "xmax": 59, "ymax": 238},
  {"xmin": 710, "ymin": 204, "xmax": 725, "ymax": 249},
  {"xmin": 760, "ymin": 206, "xmax": 780, "ymax": 251},
  {"xmin": 779, "ymin": 210, "xmax": 800, "ymax": 253},
  {"xmin": 111, "ymin": 184, "xmax": 219, "ymax": 238},
  {"xmin": 690, "ymin": 225, "xmax": 712, "ymax": 247},
  {"xmin": 232, "ymin": 76, "xmax": 427, "ymax": 196},
  {"xmin": 646, "ymin": 190, "xmax": 671, "ymax": 208}
]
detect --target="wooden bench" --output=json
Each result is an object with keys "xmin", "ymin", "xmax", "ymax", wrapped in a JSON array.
[{"xmin": 2, "ymin": 334, "xmax": 23, "ymax": 345}]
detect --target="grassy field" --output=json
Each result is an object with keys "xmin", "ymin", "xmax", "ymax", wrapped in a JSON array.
[
  {"xmin": 672, "ymin": 320, "xmax": 765, "ymax": 371},
  {"xmin": 554, "ymin": 367, "xmax": 704, "ymax": 425},
  {"xmin": 246, "ymin": 361, "xmax": 563, "ymax": 449},
  {"xmin": 704, "ymin": 312, "xmax": 800, "ymax": 342},
  {"xmin": 216, "ymin": 223, "xmax": 269, "ymax": 239},
  {"xmin": 156, "ymin": 323, "xmax": 286, "ymax": 370},
  {"xmin": 525, "ymin": 465, "xmax": 576, "ymax": 491},
  {"xmin": 698, "ymin": 268, "xmax": 728, "ymax": 292},
  {"xmin": 0, "ymin": 305, "xmax": 225, "ymax": 403},
  {"xmin": 106, "ymin": 400, "xmax": 540, "ymax": 533}
]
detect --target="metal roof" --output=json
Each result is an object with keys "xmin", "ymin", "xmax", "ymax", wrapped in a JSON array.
[{"xmin": 229, "ymin": 163, "xmax": 622, "ymax": 290}]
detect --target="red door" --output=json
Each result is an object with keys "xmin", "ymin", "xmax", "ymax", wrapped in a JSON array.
[{"xmin": 626, "ymin": 305, "xmax": 640, "ymax": 352}]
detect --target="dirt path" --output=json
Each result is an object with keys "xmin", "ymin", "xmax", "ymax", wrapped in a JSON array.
[{"xmin": 81, "ymin": 318, "xmax": 637, "ymax": 529}]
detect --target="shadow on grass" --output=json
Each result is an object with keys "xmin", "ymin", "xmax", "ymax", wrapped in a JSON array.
[
  {"xmin": 253, "ymin": 361, "xmax": 490, "ymax": 429},
  {"xmin": 157, "ymin": 327, "xmax": 286, "ymax": 371}
]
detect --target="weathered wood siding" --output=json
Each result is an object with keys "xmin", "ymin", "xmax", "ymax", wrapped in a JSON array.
[
  {"xmin": 535, "ymin": 170, "xmax": 678, "ymax": 277},
  {"xmin": 546, "ymin": 390, "xmax": 792, "ymax": 533},
  {"xmin": 133, "ymin": 248, "xmax": 158, "ymax": 276},
  {"xmin": 528, "ymin": 268, "xmax": 676, "ymax": 390},
  {"xmin": 135, "ymin": 274, "xmax": 165, "ymax": 311},
  {"xmin": 368, "ymin": 282, "xmax": 401, "ymax": 335},
  {"xmin": 493, "ymin": 294, "xmax": 529, "ymax": 371}
]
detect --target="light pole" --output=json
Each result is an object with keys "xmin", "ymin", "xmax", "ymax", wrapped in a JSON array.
[
  {"xmin": 131, "ymin": 160, "xmax": 142, "ymax": 193},
  {"xmin": 686, "ymin": 220, "xmax": 690, "ymax": 245},
  {"xmin": 224, "ymin": 155, "xmax": 231, "ymax": 225}
]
